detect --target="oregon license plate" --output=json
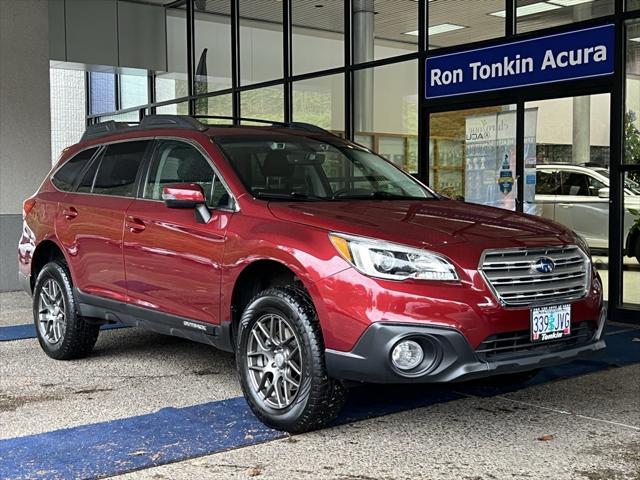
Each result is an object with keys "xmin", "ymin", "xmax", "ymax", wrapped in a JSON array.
[{"xmin": 531, "ymin": 304, "xmax": 571, "ymax": 342}]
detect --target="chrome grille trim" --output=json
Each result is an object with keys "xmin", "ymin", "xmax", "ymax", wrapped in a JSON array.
[{"xmin": 479, "ymin": 245, "xmax": 590, "ymax": 307}]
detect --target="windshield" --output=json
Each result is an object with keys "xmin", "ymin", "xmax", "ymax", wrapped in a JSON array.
[
  {"xmin": 215, "ymin": 135, "xmax": 435, "ymax": 201},
  {"xmin": 594, "ymin": 169, "xmax": 640, "ymax": 195}
]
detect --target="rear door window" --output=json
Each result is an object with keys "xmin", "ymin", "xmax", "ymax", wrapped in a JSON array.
[
  {"xmin": 51, "ymin": 147, "xmax": 99, "ymax": 192},
  {"xmin": 93, "ymin": 140, "xmax": 151, "ymax": 197},
  {"xmin": 559, "ymin": 171, "xmax": 591, "ymax": 196}
]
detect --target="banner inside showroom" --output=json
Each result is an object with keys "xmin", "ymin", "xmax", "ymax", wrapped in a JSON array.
[{"xmin": 464, "ymin": 109, "xmax": 538, "ymax": 211}]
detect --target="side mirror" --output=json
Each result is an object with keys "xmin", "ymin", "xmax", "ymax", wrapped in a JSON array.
[
  {"xmin": 598, "ymin": 187, "xmax": 610, "ymax": 199},
  {"xmin": 162, "ymin": 183, "xmax": 205, "ymax": 208}
]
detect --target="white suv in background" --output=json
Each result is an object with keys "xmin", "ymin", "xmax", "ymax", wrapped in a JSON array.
[{"xmin": 534, "ymin": 164, "xmax": 640, "ymax": 262}]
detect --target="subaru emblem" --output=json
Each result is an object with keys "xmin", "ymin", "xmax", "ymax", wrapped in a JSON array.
[{"xmin": 534, "ymin": 257, "xmax": 555, "ymax": 274}]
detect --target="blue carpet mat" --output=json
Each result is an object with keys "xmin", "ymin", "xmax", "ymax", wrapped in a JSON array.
[
  {"xmin": 0, "ymin": 322, "xmax": 126, "ymax": 342},
  {"xmin": 0, "ymin": 328, "xmax": 638, "ymax": 479}
]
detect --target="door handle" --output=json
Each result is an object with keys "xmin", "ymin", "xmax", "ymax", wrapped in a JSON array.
[
  {"xmin": 62, "ymin": 207, "xmax": 78, "ymax": 220},
  {"xmin": 558, "ymin": 203, "xmax": 574, "ymax": 208},
  {"xmin": 125, "ymin": 216, "xmax": 146, "ymax": 233}
]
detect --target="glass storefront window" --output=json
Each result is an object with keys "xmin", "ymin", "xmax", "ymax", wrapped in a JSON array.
[
  {"xmin": 429, "ymin": 105, "xmax": 518, "ymax": 210},
  {"xmin": 98, "ymin": 111, "xmax": 140, "ymax": 123},
  {"xmin": 428, "ymin": 1, "xmax": 504, "ymax": 50},
  {"xmin": 354, "ymin": 61, "xmax": 418, "ymax": 173},
  {"xmin": 119, "ymin": 72, "xmax": 149, "ymax": 110},
  {"xmin": 240, "ymin": 86, "xmax": 284, "ymax": 122},
  {"xmin": 194, "ymin": 1, "xmax": 232, "ymax": 94},
  {"xmin": 156, "ymin": 102, "xmax": 189, "ymax": 115},
  {"xmin": 626, "ymin": 22, "xmax": 640, "ymax": 166},
  {"xmin": 516, "ymin": 0, "xmax": 614, "ymax": 34},
  {"xmin": 156, "ymin": 8, "xmax": 188, "ymax": 104},
  {"xmin": 89, "ymin": 71, "xmax": 116, "ymax": 115},
  {"xmin": 196, "ymin": 94, "xmax": 233, "ymax": 124},
  {"xmin": 628, "ymin": 0, "xmax": 640, "ymax": 10},
  {"xmin": 292, "ymin": 74, "xmax": 344, "ymax": 133},
  {"xmin": 293, "ymin": 0, "xmax": 344, "ymax": 75},
  {"xmin": 352, "ymin": 0, "xmax": 417, "ymax": 62},
  {"xmin": 623, "ymin": 172, "xmax": 640, "ymax": 305},
  {"xmin": 240, "ymin": 1, "xmax": 283, "ymax": 85}
]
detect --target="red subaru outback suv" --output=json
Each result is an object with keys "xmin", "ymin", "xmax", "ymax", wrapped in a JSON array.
[{"xmin": 19, "ymin": 115, "xmax": 606, "ymax": 432}]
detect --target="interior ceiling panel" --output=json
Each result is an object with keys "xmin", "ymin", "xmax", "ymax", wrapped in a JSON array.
[{"xmin": 154, "ymin": 0, "xmax": 613, "ymax": 50}]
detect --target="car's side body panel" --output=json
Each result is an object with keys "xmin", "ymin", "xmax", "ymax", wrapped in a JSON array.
[
  {"xmin": 122, "ymin": 197, "xmax": 230, "ymax": 323},
  {"xmin": 56, "ymin": 191, "xmax": 133, "ymax": 302}
]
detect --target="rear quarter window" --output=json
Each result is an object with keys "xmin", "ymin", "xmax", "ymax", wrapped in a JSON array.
[{"xmin": 51, "ymin": 147, "xmax": 99, "ymax": 192}]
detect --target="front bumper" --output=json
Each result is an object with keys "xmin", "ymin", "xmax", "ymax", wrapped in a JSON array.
[{"xmin": 325, "ymin": 319, "xmax": 606, "ymax": 384}]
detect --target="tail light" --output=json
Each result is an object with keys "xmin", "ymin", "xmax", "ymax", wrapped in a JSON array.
[{"xmin": 23, "ymin": 198, "xmax": 36, "ymax": 218}]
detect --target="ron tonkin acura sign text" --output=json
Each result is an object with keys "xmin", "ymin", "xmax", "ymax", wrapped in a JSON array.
[{"xmin": 425, "ymin": 24, "xmax": 614, "ymax": 99}]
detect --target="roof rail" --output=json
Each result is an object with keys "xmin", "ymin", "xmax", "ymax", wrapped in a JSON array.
[
  {"xmin": 80, "ymin": 121, "xmax": 133, "ymax": 142},
  {"xmin": 80, "ymin": 114, "xmax": 335, "ymax": 143},
  {"xmin": 140, "ymin": 115, "xmax": 207, "ymax": 131},
  {"xmin": 193, "ymin": 115, "xmax": 335, "ymax": 136},
  {"xmin": 193, "ymin": 115, "xmax": 336, "ymax": 136}
]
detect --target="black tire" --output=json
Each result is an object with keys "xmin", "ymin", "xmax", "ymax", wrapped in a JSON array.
[
  {"xmin": 32, "ymin": 260, "xmax": 100, "ymax": 360},
  {"xmin": 236, "ymin": 286, "xmax": 346, "ymax": 433},
  {"xmin": 634, "ymin": 237, "xmax": 640, "ymax": 265}
]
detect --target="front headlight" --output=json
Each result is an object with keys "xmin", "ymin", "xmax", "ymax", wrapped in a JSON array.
[{"xmin": 329, "ymin": 233, "xmax": 459, "ymax": 281}]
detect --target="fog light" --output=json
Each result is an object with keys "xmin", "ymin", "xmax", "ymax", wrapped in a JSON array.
[{"xmin": 391, "ymin": 339, "xmax": 424, "ymax": 371}]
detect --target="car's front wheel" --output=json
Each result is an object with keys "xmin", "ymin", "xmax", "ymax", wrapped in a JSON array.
[
  {"xmin": 33, "ymin": 261, "xmax": 100, "ymax": 360},
  {"xmin": 236, "ymin": 286, "xmax": 346, "ymax": 433}
]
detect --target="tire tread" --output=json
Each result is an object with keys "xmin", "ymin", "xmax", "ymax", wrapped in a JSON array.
[{"xmin": 33, "ymin": 260, "xmax": 99, "ymax": 360}]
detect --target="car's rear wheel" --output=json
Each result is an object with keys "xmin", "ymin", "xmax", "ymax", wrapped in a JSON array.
[
  {"xmin": 33, "ymin": 261, "xmax": 100, "ymax": 360},
  {"xmin": 634, "ymin": 236, "xmax": 640, "ymax": 264},
  {"xmin": 236, "ymin": 286, "xmax": 346, "ymax": 433}
]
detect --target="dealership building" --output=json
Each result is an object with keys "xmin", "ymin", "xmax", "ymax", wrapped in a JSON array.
[{"xmin": 0, "ymin": 0, "xmax": 639, "ymax": 322}]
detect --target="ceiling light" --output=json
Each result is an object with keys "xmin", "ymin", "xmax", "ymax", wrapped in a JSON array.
[
  {"xmin": 490, "ymin": 2, "xmax": 562, "ymax": 18},
  {"xmin": 548, "ymin": 0, "xmax": 593, "ymax": 5},
  {"xmin": 406, "ymin": 23, "xmax": 466, "ymax": 37}
]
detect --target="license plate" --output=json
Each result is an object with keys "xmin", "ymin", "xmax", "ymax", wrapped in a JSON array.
[{"xmin": 531, "ymin": 304, "xmax": 571, "ymax": 342}]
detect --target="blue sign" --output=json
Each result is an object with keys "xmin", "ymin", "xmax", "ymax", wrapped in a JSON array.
[{"xmin": 425, "ymin": 24, "xmax": 614, "ymax": 99}]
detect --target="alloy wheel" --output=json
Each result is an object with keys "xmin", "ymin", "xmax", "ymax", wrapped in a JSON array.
[
  {"xmin": 37, "ymin": 278, "xmax": 66, "ymax": 344},
  {"xmin": 246, "ymin": 313, "xmax": 303, "ymax": 409}
]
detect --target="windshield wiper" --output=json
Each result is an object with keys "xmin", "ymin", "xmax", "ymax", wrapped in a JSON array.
[
  {"xmin": 255, "ymin": 191, "xmax": 328, "ymax": 201},
  {"xmin": 334, "ymin": 191, "xmax": 431, "ymax": 200}
]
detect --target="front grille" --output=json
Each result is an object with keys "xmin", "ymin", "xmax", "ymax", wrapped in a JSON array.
[
  {"xmin": 479, "ymin": 245, "xmax": 590, "ymax": 307},
  {"xmin": 476, "ymin": 321, "xmax": 596, "ymax": 361}
]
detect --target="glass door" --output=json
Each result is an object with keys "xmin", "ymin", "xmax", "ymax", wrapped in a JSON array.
[
  {"xmin": 622, "ymin": 22, "xmax": 640, "ymax": 310},
  {"xmin": 525, "ymin": 94, "xmax": 611, "ymax": 300},
  {"xmin": 429, "ymin": 104, "xmax": 518, "ymax": 211}
]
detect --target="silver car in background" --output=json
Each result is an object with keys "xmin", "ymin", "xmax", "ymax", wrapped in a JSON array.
[{"xmin": 534, "ymin": 164, "xmax": 640, "ymax": 262}]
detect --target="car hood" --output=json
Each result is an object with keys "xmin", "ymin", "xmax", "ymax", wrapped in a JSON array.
[{"xmin": 268, "ymin": 199, "xmax": 577, "ymax": 251}]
